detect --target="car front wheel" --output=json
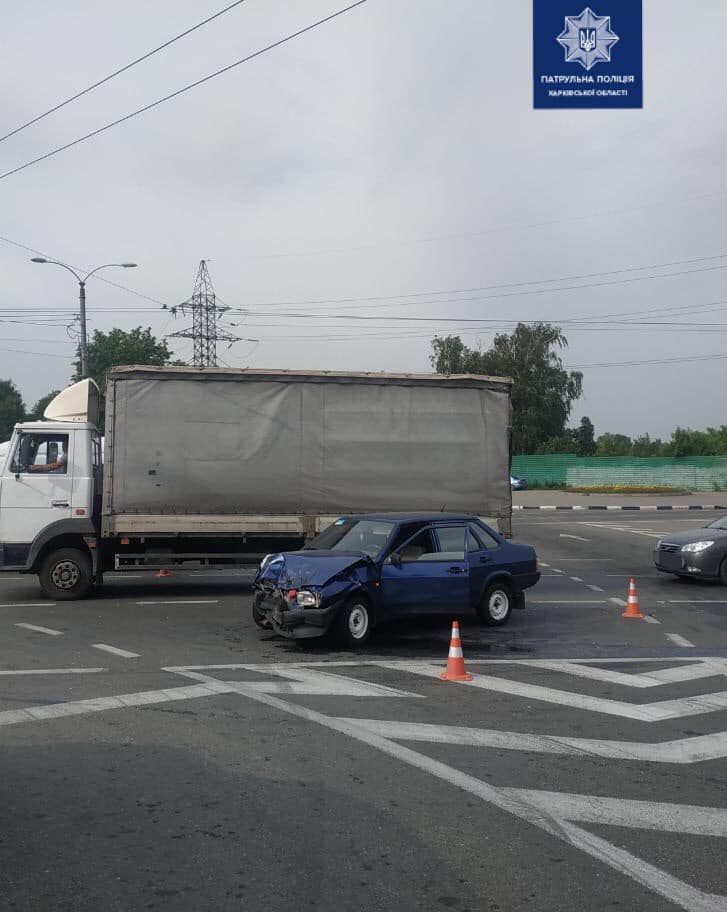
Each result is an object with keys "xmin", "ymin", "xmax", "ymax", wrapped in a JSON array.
[
  {"xmin": 335, "ymin": 596, "xmax": 372, "ymax": 648},
  {"xmin": 478, "ymin": 582, "xmax": 513, "ymax": 626}
]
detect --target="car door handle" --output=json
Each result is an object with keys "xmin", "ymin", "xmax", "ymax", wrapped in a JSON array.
[
  {"xmin": 51, "ymin": 500, "xmax": 69, "ymax": 507},
  {"xmin": 448, "ymin": 566, "xmax": 466, "ymax": 574}
]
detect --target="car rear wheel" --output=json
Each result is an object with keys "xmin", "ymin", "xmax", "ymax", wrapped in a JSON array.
[
  {"xmin": 335, "ymin": 596, "xmax": 372, "ymax": 648},
  {"xmin": 720, "ymin": 558, "xmax": 727, "ymax": 586},
  {"xmin": 478, "ymin": 581, "xmax": 513, "ymax": 626}
]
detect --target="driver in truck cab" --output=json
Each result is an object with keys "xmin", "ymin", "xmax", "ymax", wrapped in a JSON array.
[{"xmin": 27, "ymin": 440, "xmax": 67, "ymax": 474}]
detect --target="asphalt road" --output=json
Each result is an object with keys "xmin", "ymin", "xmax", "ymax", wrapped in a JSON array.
[{"xmin": 1, "ymin": 512, "xmax": 727, "ymax": 911}]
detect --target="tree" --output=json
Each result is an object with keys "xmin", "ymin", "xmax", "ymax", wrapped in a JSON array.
[
  {"xmin": 572, "ymin": 416, "xmax": 596, "ymax": 456},
  {"xmin": 73, "ymin": 327, "xmax": 174, "ymax": 393},
  {"xmin": 431, "ymin": 324, "xmax": 583, "ymax": 454},
  {"xmin": 29, "ymin": 390, "xmax": 61, "ymax": 420},
  {"xmin": 596, "ymin": 432, "xmax": 633, "ymax": 457},
  {"xmin": 0, "ymin": 379, "xmax": 25, "ymax": 441},
  {"xmin": 631, "ymin": 433, "xmax": 662, "ymax": 457},
  {"xmin": 72, "ymin": 327, "xmax": 176, "ymax": 432}
]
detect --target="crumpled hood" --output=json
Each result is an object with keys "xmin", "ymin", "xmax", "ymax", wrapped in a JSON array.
[
  {"xmin": 658, "ymin": 528, "xmax": 727, "ymax": 546},
  {"xmin": 257, "ymin": 550, "xmax": 369, "ymax": 588}
]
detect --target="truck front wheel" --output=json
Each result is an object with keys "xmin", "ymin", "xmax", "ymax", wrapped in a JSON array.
[{"xmin": 39, "ymin": 548, "xmax": 93, "ymax": 600}]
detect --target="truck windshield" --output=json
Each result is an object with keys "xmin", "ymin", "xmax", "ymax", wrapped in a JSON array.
[{"xmin": 306, "ymin": 519, "xmax": 396, "ymax": 559}]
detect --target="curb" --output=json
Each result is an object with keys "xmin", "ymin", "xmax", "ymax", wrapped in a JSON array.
[{"xmin": 513, "ymin": 505, "xmax": 727, "ymax": 511}]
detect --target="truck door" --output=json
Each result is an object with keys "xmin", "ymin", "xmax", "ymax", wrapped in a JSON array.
[{"xmin": 0, "ymin": 430, "xmax": 74, "ymax": 563}]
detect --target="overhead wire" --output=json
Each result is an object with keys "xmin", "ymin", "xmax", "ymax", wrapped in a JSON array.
[
  {"xmin": 0, "ymin": 0, "xmax": 252, "ymax": 144},
  {"xmin": 0, "ymin": 0, "xmax": 368, "ymax": 181}
]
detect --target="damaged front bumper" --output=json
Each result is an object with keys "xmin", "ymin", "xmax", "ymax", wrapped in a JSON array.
[{"xmin": 253, "ymin": 586, "xmax": 340, "ymax": 639}]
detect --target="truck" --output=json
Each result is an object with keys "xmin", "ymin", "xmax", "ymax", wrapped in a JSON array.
[{"xmin": 0, "ymin": 366, "xmax": 513, "ymax": 600}]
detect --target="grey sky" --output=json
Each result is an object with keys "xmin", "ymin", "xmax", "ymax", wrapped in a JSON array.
[{"xmin": 1, "ymin": 1, "xmax": 725, "ymax": 438}]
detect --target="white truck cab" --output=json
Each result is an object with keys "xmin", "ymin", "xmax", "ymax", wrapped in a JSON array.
[{"xmin": 0, "ymin": 380, "xmax": 101, "ymax": 597}]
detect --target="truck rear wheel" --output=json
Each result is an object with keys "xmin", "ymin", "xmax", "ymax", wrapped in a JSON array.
[{"xmin": 39, "ymin": 548, "xmax": 93, "ymax": 600}]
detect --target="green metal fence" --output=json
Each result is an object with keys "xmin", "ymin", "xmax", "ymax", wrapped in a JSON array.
[{"xmin": 511, "ymin": 455, "xmax": 727, "ymax": 492}]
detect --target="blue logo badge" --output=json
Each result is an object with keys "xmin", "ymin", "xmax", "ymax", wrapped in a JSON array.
[{"xmin": 533, "ymin": 0, "xmax": 642, "ymax": 109}]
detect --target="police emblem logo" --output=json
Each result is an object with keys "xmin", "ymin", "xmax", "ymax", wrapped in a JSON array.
[{"xmin": 557, "ymin": 7, "xmax": 619, "ymax": 71}]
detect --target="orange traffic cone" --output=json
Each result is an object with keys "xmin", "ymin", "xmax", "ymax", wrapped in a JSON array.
[
  {"xmin": 440, "ymin": 621, "xmax": 473, "ymax": 682},
  {"xmin": 622, "ymin": 577, "xmax": 644, "ymax": 619},
  {"xmin": 156, "ymin": 568, "xmax": 172, "ymax": 578}
]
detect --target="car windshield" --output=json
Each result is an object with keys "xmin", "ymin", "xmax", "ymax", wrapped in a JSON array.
[
  {"xmin": 306, "ymin": 518, "xmax": 396, "ymax": 558},
  {"xmin": 707, "ymin": 516, "xmax": 727, "ymax": 530}
]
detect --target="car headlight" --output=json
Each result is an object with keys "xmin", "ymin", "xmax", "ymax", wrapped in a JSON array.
[
  {"xmin": 296, "ymin": 589, "xmax": 321, "ymax": 608},
  {"xmin": 681, "ymin": 541, "xmax": 714, "ymax": 553}
]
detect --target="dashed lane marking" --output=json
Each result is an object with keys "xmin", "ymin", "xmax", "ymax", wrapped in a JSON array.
[
  {"xmin": 91, "ymin": 644, "xmax": 141, "ymax": 658},
  {"xmin": 644, "ymin": 615, "xmax": 662, "ymax": 624},
  {"xmin": 666, "ymin": 633, "xmax": 696, "ymax": 648},
  {"xmin": 551, "ymin": 569, "xmax": 565, "ymax": 574},
  {"xmin": 609, "ymin": 597, "xmax": 628, "ymax": 607},
  {"xmin": 533, "ymin": 600, "xmax": 608, "ymax": 604},
  {"xmin": 587, "ymin": 584, "xmax": 605, "ymax": 592},
  {"xmin": 0, "ymin": 603, "xmax": 56, "ymax": 608},
  {"xmin": 14, "ymin": 623, "xmax": 63, "ymax": 636},
  {"xmin": 570, "ymin": 576, "xmax": 584, "ymax": 582}
]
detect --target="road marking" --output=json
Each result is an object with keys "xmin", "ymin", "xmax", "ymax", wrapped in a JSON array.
[
  {"xmin": 465, "ymin": 658, "xmax": 727, "ymax": 687},
  {"xmin": 0, "ymin": 667, "xmax": 107, "ymax": 676},
  {"xmin": 559, "ymin": 534, "xmax": 591, "ymax": 542},
  {"xmin": 504, "ymin": 789, "xmax": 727, "ymax": 838},
  {"xmin": 169, "ymin": 665, "xmax": 727, "ymax": 912},
  {"xmin": 167, "ymin": 664, "xmax": 423, "ymax": 699},
  {"xmin": 91, "ymin": 644, "xmax": 141, "ymax": 658},
  {"xmin": 375, "ymin": 662, "xmax": 727, "ymax": 721},
  {"xmin": 534, "ymin": 600, "xmax": 607, "ymax": 604},
  {"xmin": 0, "ymin": 603, "xmax": 57, "ymax": 608},
  {"xmin": 0, "ymin": 576, "xmax": 27, "ymax": 580},
  {"xmin": 14, "ymin": 623, "xmax": 63, "ymax": 636},
  {"xmin": 580, "ymin": 522, "xmax": 663, "ymax": 539},
  {"xmin": 643, "ymin": 615, "xmax": 661, "ymax": 624},
  {"xmin": 0, "ymin": 682, "xmax": 232, "ymax": 727},
  {"xmin": 342, "ymin": 718, "xmax": 727, "ymax": 764},
  {"xmin": 587, "ymin": 584, "xmax": 604, "ymax": 592},
  {"xmin": 609, "ymin": 597, "xmax": 627, "ymax": 607},
  {"xmin": 555, "ymin": 558, "xmax": 613, "ymax": 561},
  {"xmin": 538, "ymin": 561, "xmax": 550, "ymax": 567},
  {"xmin": 569, "ymin": 576, "xmax": 584, "ymax": 582},
  {"xmin": 668, "ymin": 600, "xmax": 727, "ymax": 604},
  {"xmin": 666, "ymin": 633, "xmax": 696, "ymax": 648},
  {"xmin": 551, "ymin": 569, "xmax": 565, "ymax": 574},
  {"xmin": 135, "ymin": 599, "xmax": 220, "ymax": 605}
]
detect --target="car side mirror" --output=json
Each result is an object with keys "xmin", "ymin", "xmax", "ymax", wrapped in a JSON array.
[{"xmin": 390, "ymin": 552, "xmax": 402, "ymax": 568}]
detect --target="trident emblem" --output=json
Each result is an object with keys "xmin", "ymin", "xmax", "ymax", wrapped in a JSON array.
[{"xmin": 579, "ymin": 28, "xmax": 596, "ymax": 51}]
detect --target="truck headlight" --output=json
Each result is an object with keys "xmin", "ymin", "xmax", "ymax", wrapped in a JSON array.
[
  {"xmin": 681, "ymin": 541, "xmax": 714, "ymax": 553},
  {"xmin": 296, "ymin": 590, "xmax": 321, "ymax": 608}
]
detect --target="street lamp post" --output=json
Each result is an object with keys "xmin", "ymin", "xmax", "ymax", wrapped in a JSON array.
[{"xmin": 30, "ymin": 258, "xmax": 137, "ymax": 378}]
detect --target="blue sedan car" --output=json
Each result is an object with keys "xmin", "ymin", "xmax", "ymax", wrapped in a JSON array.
[{"xmin": 253, "ymin": 513, "xmax": 540, "ymax": 647}]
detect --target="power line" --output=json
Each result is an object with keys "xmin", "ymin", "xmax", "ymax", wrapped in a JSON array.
[
  {"xmin": 570, "ymin": 352, "xmax": 727, "ymax": 369},
  {"xmin": 0, "ymin": 0, "xmax": 251, "ymax": 145},
  {"xmin": 249, "ymin": 253, "xmax": 727, "ymax": 309},
  {"xmin": 0, "ymin": 1, "xmax": 368, "ymax": 181}
]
